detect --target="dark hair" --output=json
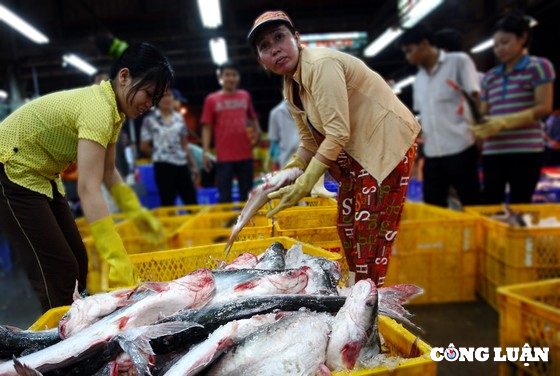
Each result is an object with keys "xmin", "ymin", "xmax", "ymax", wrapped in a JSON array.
[
  {"xmin": 218, "ymin": 61, "xmax": 239, "ymax": 75},
  {"xmin": 433, "ymin": 28, "xmax": 463, "ymax": 52},
  {"xmin": 399, "ymin": 23, "xmax": 434, "ymax": 47},
  {"xmin": 109, "ymin": 42, "xmax": 174, "ymax": 107},
  {"xmin": 493, "ymin": 11, "xmax": 532, "ymax": 47}
]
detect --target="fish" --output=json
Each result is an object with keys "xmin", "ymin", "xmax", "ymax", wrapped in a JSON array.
[
  {"xmin": 223, "ymin": 167, "xmax": 303, "ymax": 257},
  {"xmin": 222, "ymin": 253, "xmax": 258, "ymax": 270},
  {"xmin": 210, "ymin": 268, "xmax": 309, "ymax": 305},
  {"xmin": 206, "ymin": 311, "xmax": 334, "ymax": 376},
  {"xmin": 326, "ymin": 279, "xmax": 379, "ymax": 370},
  {"xmin": 162, "ymin": 314, "xmax": 280, "ymax": 376},
  {"xmin": 0, "ymin": 327, "xmax": 60, "ymax": 360},
  {"xmin": 0, "ymin": 269, "xmax": 216, "ymax": 376},
  {"xmin": 59, "ymin": 284, "xmax": 136, "ymax": 339},
  {"xmin": 254, "ymin": 241, "xmax": 286, "ymax": 270}
]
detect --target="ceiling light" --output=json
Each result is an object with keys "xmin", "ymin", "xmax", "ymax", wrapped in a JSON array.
[
  {"xmin": 470, "ymin": 17, "xmax": 539, "ymax": 54},
  {"xmin": 0, "ymin": 4, "xmax": 49, "ymax": 44},
  {"xmin": 197, "ymin": 0, "xmax": 222, "ymax": 28},
  {"xmin": 209, "ymin": 38, "xmax": 228, "ymax": 65},
  {"xmin": 363, "ymin": 27, "xmax": 403, "ymax": 58},
  {"xmin": 62, "ymin": 54, "xmax": 98, "ymax": 76},
  {"xmin": 0, "ymin": 90, "xmax": 7, "ymax": 101},
  {"xmin": 392, "ymin": 75, "xmax": 416, "ymax": 94},
  {"xmin": 300, "ymin": 32, "xmax": 367, "ymax": 42},
  {"xmin": 400, "ymin": 0, "xmax": 444, "ymax": 28}
]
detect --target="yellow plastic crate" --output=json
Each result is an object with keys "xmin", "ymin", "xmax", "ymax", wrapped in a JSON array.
[
  {"xmin": 497, "ymin": 279, "xmax": 560, "ymax": 375},
  {"xmin": 270, "ymin": 196, "xmax": 337, "ymax": 209},
  {"xmin": 150, "ymin": 204, "xmax": 211, "ymax": 217},
  {"xmin": 100, "ymin": 236, "xmax": 341, "ymax": 290},
  {"xmin": 169, "ymin": 212, "xmax": 273, "ymax": 248},
  {"xmin": 478, "ymin": 274, "xmax": 499, "ymax": 311},
  {"xmin": 485, "ymin": 253, "xmax": 560, "ymax": 287},
  {"xmin": 29, "ymin": 308, "xmax": 435, "ymax": 376},
  {"xmin": 385, "ymin": 251, "xmax": 477, "ymax": 304},
  {"xmin": 273, "ymin": 207, "xmax": 339, "ymax": 244},
  {"xmin": 464, "ymin": 204, "xmax": 560, "ymax": 268}
]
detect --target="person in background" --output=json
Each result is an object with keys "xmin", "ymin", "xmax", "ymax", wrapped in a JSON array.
[
  {"xmin": 200, "ymin": 61, "xmax": 262, "ymax": 203},
  {"xmin": 268, "ymin": 98, "xmax": 336, "ymax": 198},
  {"xmin": 543, "ymin": 110, "xmax": 560, "ymax": 166},
  {"xmin": 248, "ymin": 10, "xmax": 420, "ymax": 286},
  {"xmin": 400, "ymin": 23, "xmax": 482, "ymax": 208},
  {"xmin": 433, "ymin": 28, "xmax": 464, "ymax": 52},
  {"xmin": 140, "ymin": 89, "xmax": 199, "ymax": 206},
  {"xmin": 0, "ymin": 43, "xmax": 172, "ymax": 312},
  {"xmin": 471, "ymin": 11, "xmax": 555, "ymax": 204}
]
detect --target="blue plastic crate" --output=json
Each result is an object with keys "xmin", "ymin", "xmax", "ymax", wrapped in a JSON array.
[
  {"xmin": 136, "ymin": 164, "xmax": 157, "ymax": 193},
  {"xmin": 197, "ymin": 187, "xmax": 219, "ymax": 204}
]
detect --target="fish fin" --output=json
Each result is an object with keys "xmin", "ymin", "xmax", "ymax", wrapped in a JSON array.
[
  {"xmin": 72, "ymin": 280, "xmax": 80, "ymax": 302},
  {"xmin": 13, "ymin": 356, "xmax": 43, "ymax": 376},
  {"xmin": 138, "ymin": 281, "xmax": 170, "ymax": 293},
  {"xmin": 118, "ymin": 322, "xmax": 202, "ymax": 376},
  {"xmin": 316, "ymin": 364, "xmax": 333, "ymax": 376},
  {"xmin": 341, "ymin": 341, "xmax": 361, "ymax": 369},
  {"xmin": 378, "ymin": 284, "xmax": 424, "ymax": 330},
  {"xmin": 409, "ymin": 337, "xmax": 421, "ymax": 358}
]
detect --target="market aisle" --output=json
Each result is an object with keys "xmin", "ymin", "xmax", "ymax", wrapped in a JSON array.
[{"xmin": 0, "ymin": 263, "xmax": 42, "ymax": 328}]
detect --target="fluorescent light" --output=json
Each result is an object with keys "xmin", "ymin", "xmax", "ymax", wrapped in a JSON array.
[
  {"xmin": 470, "ymin": 39, "xmax": 494, "ymax": 54},
  {"xmin": 470, "ymin": 17, "xmax": 539, "ymax": 54},
  {"xmin": 0, "ymin": 90, "xmax": 7, "ymax": 100},
  {"xmin": 0, "ymin": 5, "xmax": 49, "ymax": 44},
  {"xmin": 197, "ymin": 0, "xmax": 222, "ymax": 28},
  {"xmin": 62, "ymin": 54, "xmax": 98, "ymax": 76},
  {"xmin": 209, "ymin": 38, "xmax": 228, "ymax": 65},
  {"xmin": 363, "ymin": 27, "xmax": 403, "ymax": 57},
  {"xmin": 300, "ymin": 32, "xmax": 367, "ymax": 42},
  {"xmin": 401, "ymin": 0, "xmax": 444, "ymax": 28},
  {"xmin": 392, "ymin": 75, "xmax": 416, "ymax": 94}
]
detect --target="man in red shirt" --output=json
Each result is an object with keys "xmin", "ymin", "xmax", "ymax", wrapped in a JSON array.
[{"xmin": 201, "ymin": 61, "xmax": 261, "ymax": 202}]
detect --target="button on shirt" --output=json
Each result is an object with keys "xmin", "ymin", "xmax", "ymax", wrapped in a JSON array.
[{"xmin": 413, "ymin": 50, "xmax": 480, "ymax": 158}]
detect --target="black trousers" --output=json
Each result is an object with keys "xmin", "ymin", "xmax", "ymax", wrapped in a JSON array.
[
  {"xmin": 422, "ymin": 144, "xmax": 482, "ymax": 207},
  {"xmin": 482, "ymin": 152, "xmax": 544, "ymax": 204},
  {"xmin": 0, "ymin": 164, "xmax": 88, "ymax": 312},
  {"xmin": 216, "ymin": 159, "xmax": 253, "ymax": 203},
  {"xmin": 154, "ymin": 162, "xmax": 198, "ymax": 206}
]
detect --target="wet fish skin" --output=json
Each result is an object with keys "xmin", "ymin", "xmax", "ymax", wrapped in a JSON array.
[
  {"xmin": 206, "ymin": 311, "xmax": 333, "ymax": 376},
  {"xmin": 255, "ymin": 242, "xmax": 286, "ymax": 270},
  {"xmin": 59, "ymin": 286, "xmax": 136, "ymax": 339},
  {"xmin": 326, "ymin": 279, "xmax": 379, "ymax": 371},
  {"xmin": 0, "ymin": 327, "xmax": 60, "ymax": 360},
  {"xmin": 224, "ymin": 168, "xmax": 303, "ymax": 257},
  {"xmin": 0, "ymin": 269, "xmax": 216, "ymax": 376}
]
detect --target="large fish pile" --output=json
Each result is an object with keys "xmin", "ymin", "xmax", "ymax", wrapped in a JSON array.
[{"xmin": 0, "ymin": 241, "xmax": 423, "ymax": 376}]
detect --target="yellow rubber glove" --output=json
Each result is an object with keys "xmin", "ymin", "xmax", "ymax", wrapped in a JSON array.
[
  {"xmin": 470, "ymin": 109, "xmax": 534, "ymax": 139},
  {"xmin": 282, "ymin": 153, "xmax": 308, "ymax": 171},
  {"xmin": 90, "ymin": 217, "xmax": 139, "ymax": 288},
  {"xmin": 110, "ymin": 182, "xmax": 165, "ymax": 243},
  {"xmin": 267, "ymin": 157, "xmax": 329, "ymax": 217}
]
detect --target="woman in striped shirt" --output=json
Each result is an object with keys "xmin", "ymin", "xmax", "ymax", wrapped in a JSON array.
[{"xmin": 471, "ymin": 11, "xmax": 555, "ymax": 204}]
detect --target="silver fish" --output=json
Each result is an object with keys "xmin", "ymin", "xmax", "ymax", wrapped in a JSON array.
[
  {"xmin": 224, "ymin": 168, "xmax": 303, "ymax": 257},
  {"xmin": 59, "ymin": 284, "xmax": 136, "ymax": 339},
  {"xmin": 0, "ymin": 269, "xmax": 216, "ymax": 376},
  {"xmin": 326, "ymin": 279, "xmax": 379, "ymax": 371},
  {"xmin": 206, "ymin": 311, "xmax": 333, "ymax": 376}
]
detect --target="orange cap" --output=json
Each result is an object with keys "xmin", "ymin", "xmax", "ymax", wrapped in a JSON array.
[{"xmin": 247, "ymin": 10, "xmax": 294, "ymax": 45}]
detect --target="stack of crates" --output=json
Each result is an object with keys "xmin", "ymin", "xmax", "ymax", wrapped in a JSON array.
[
  {"xmin": 169, "ymin": 211, "xmax": 273, "ymax": 248},
  {"xmin": 497, "ymin": 279, "xmax": 560, "ymax": 375},
  {"xmin": 385, "ymin": 203, "xmax": 479, "ymax": 304},
  {"xmin": 465, "ymin": 204, "xmax": 560, "ymax": 310},
  {"xmin": 272, "ymin": 201, "xmax": 479, "ymax": 304}
]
